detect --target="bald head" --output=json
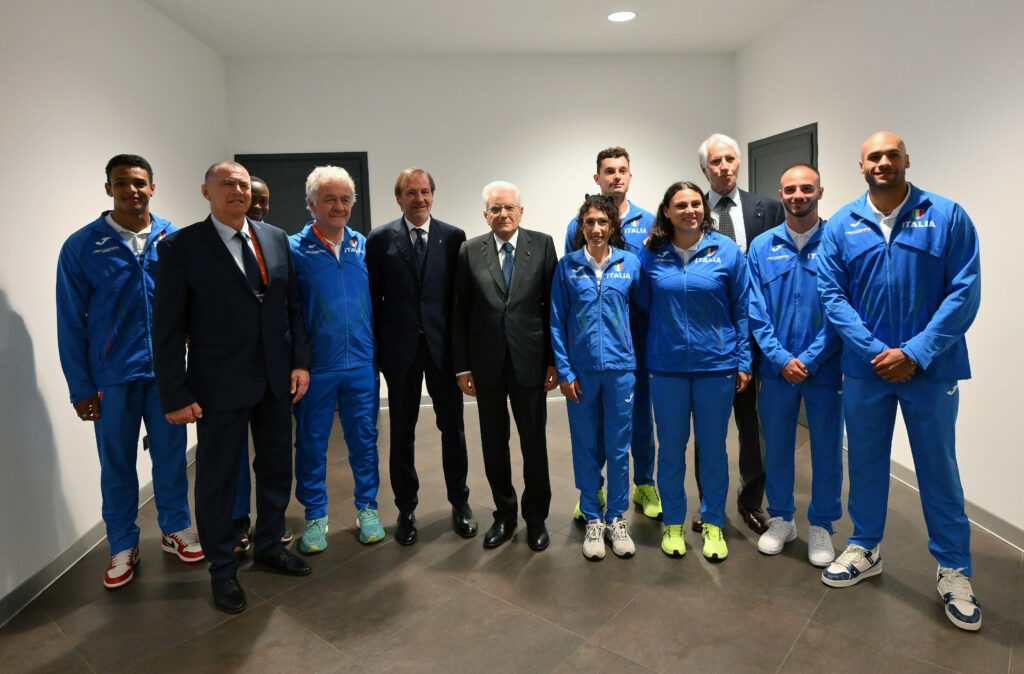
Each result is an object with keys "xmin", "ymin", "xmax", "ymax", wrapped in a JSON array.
[{"xmin": 859, "ymin": 131, "xmax": 910, "ymax": 193}]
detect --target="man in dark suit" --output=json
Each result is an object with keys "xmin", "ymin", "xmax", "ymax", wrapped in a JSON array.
[
  {"xmin": 452, "ymin": 181, "xmax": 558, "ymax": 551},
  {"xmin": 366, "ymin": 168, "xmax": 477, "ymax": 545},
  {"xmin": 153, "ymin": 161, "xmax": 312, "ymax": 614},
  {"xmin": 693, "ymin": 133, "xmax": 786, "ymax": 536}
]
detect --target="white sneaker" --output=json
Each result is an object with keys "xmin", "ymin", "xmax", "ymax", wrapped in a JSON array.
[
  {"xmin": 582, "ymin": 519, "xmax": 606, "ymax": 561},
  {"xmin": 821, "ymin": 544, "xmax": 882, "ymax": 587},
  {"xmin": 162, "ymin": 528, "xmax": 205, "ymax": 563},
  {"xmin": 807, "ymin": 525, "xmax": 835, "ymax": 567},
  {"xmin": 604, "ymin": 517, "xmax": 635, "ymax": 559},
  {"xmin": 937, "ymin": 566, "xmax": 982, "ymax": 631},
  {"xmin": 757, "ymin": 517, "xmax": 797, "ymax": 555}
]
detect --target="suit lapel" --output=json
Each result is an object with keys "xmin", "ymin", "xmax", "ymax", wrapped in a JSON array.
[
  {"xmin": 740, "ymin": 189, "xmax": 765, "ymax": 241},
  {"xmin": 249, "ymin": 219, "xmax": 277, "ymax": 287},
  {"xmin": 509, "ymin": 228, "xmax": 533, "ymax": 299},
  {"xmin": 198, "ymin": 217, "xmax": 254, "ymax": 295},
  {"xmin": 392, "ymin": 220, "xmax": 420, "ymax": 278},
  {"xmin": 482, "ymin": 234, "xmax": 504, "ymax": 296}
]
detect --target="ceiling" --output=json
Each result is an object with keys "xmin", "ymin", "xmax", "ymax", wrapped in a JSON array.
[{"xmin": 146, "ymin": 0, "xmax": 808, "ymax": 59}]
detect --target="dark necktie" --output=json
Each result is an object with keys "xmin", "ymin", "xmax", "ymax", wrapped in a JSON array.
[
  {"xmin": 413, "ymin": 227, "xmax": 426, "ymax": 273},
  {"xmin": 716, "ymin": 196, "xmax": 736, "ymax": 241},
  {"xmin": 501, "ymin": 241, "xmax": 514, "ymax": 296},
  {"xmin": 235, "ymin": 231, "xmax": 264, "ymax": 294}
]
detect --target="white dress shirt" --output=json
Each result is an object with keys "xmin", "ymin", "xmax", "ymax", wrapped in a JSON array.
[
  {"xmin": 583, "ymin": 247, "xmax": 611, "ymax": 285},
  {"xmin": 673, "ymin": 233, "xmax": 703, "ymax": 264},
  {"xmin": 105, "ymin": 214, "xmax": 151, "ymax": 257},
  {"xmin": 785, "ymin": 220, "xmax": 821, "ymax": 252},
  {"xmin": 868, "ymin": 183, "xmax": 913, "ymax": 244},
  {"xmin": 211, "ymin": 214, "xmax": 258, "ymax": 272},
  {"xmin": 405, "ymin": 216, "xmax": 431, "ymax": 244},
  {"xmin": 708, "ymin": 186, "xmax": 748, "ymax": 253},
  {"xmin": 494, "ymin": 229, "xmax": 520, "ymax": 265}
]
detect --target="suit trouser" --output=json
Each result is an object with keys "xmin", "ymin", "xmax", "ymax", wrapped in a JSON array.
[
  {"xmin": 293, "ymin": 366, "xmax": 380, "ymax": 519},
  {"xmin": 694, "ymin": 370, "xmax": 765, "ymax": 511},
  {"xmin": 385, "ymin": 336, "xmax": 470, "ymax": 513},
  {"xmin": 476, "ymin": 354, "xmax": 551, "ymax": 526},
  {"xmin": 567, "ymin": 370, "xmax": 635, "ymax": 521},
  {"xmin": 94, "ymin": 379, "xmax": 191, "ymax": 554},
  {"xmin": 195, "ymin": 386, "xmax": 291, "ymax": 580},
  {"xmin": 844, "ymin": 376, "xmax": 971, "ymax": 574},
  {"xmin": 759, "ymin": 376, "xmax": 843, "ymax": 532},
  {"xmin": 651, "ymin": 372, "xmax": 734, "ymax": 527},
  {"xmin": 232, "ymin": 441, "xmax": 251, "ymax": 521}
]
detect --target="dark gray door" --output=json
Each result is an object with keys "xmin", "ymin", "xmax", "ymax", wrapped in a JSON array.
[
  {"xmin": 234, "ymin": 152, "xmax": 371, "ymax": 236},
  {"xmin": 748, "ymin": 124, "xmax": 817, "ymax": 198}
]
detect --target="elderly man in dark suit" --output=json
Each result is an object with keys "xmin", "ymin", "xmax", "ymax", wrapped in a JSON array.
[
  {"xmin": 366, "ymin": 168, "xmax": 477, "ymax": 545},
  {"xmin": 153, "ymin": 161, "xmax": 312, "ymax": 614},
  {"xmin": 452, "ymin": 181, "xmax": 558, "ymax": 551},
  {"xmin": 693, "ymin": 133, "xmax": 786, "ymax": 537}
]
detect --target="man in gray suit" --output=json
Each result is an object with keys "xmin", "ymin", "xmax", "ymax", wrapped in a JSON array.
[{"xmin": 452, "ymin": 181, "xmax": 558, "ymax": 552}]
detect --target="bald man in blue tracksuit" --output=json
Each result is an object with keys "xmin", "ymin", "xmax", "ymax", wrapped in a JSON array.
[
  {"xmin": 290, "ymin": 219, "xmax": 381, "ymax": 550},
  {"xmin": 816, "ymin": 131, "xmax": 982, "ymax": 631},
  {"xmin": 551, "ymin": 244, "xmax": 646, "ymax": 536},
  {"xmin": 747, "ymin": 165, "xmax": 842, "ymax": 567}
]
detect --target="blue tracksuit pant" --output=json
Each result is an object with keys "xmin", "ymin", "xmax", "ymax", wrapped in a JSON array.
[
  {"xmin": 651, "ymin": 372, "xmax": 734, "ymax": 527},
  {"xmin": 94, "ymin": 379, "xmax": 191, "ymax": 554},
  {"xmin": 844, "ymin": 376, "xmax": 971, "ymax": 574},
  {"xmin": 294, "ymin": 365, "xmax": 380, "ymax": 519},
  {"xmin": 232, "ymin": 441, "xmax": 251, "ymax": 520},
  {"xmin": 566, "ymin": 370, "xmax": 635, "ymax": 521},
  {"xmin": 759, "ymin": 376, "xmax": 843, "ymax": 532}
]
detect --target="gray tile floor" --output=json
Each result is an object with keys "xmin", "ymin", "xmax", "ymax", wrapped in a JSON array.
[{"xmin": 2, "ymin": 399, "xmax": 1022, "ymax": 673}]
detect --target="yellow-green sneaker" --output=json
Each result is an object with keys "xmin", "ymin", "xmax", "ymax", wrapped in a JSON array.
[
  {"xmin": 573, "ymin": 488, "xmax": 606, "ymax": 522},
  {"xmin": 702, "ymin": 523, "xmax": 728, "ymax": 562},
  {"xmin": 632, "ymin": 484, "xmax": 663, "ymax": 520},
  {"xmin": 661, "ymin": 524, "xmax": 686, "ymax": 558}
]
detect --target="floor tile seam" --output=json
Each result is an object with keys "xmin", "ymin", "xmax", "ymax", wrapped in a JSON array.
[
  {"xmin": 801, "ymin": 615, "xmax": 965, "ymax": 673},
  {"xmin": 464, "ymin": 581, "xmax": 592, "ymax": 641},
  {"xmin": 348, "ymin": 592, "xmax": 465, "ymax": 667},
  {"xmin": 118, "ymin": 601, "xmax": 258, "ymax": 670},
  {"xmin": 279, "ymin": 607, "xmax": 359, "ymax": 664},
  {"xmin": 579, "ymin": 591, "xmax": 656, "ymax": 671},
  {"xmin": 776, "ymin": 589, "xmax": 830, "ymax": 674}
]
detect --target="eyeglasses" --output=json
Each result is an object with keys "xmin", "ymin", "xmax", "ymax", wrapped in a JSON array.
[{"xmin": 487, "ymin": 204, "xmax": 519, "ymax": 215}]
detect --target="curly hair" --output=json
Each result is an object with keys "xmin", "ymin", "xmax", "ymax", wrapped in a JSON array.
[{"xmin": 570, "ymin": 194, "xmax": 625, "ymax": 252}]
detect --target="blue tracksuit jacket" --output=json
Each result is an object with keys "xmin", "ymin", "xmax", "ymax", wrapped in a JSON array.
[
  {"xmin": 289, "ymin": 223, "xmax": 375, "ymax": 372},
  {"xmin": 550, "ymin": 247, "xmax": 646, "ymax": 383},
  {"xmin": 56, "ymin": 212, "xmax": 176, "ymax": 402},
  {"xmin": 639, "ymin": 232, "xmax": 751, "ymax": 375},
  {"xmin": 747, "ymin": 222, "xmax": 841, "ymax": 383},
  {"xmin": 816, "ymin": 185, "xmax": 980, "ymax": 381}
]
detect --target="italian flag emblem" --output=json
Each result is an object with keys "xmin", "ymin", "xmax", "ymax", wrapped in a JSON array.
[
  {"xmin": 911, "ymin": 208, "xmax": 925, "ymax": 219},
  {"xmin": 612, "ymin": 262, "xmax": 623, "ymax": 272}
]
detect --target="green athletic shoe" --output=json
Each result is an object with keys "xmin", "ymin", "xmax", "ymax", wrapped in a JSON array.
[
  {"xmin": 661, "ymin": 524, "xmax": 686, "ymax": 558},
  {"xmin": 702, "ymin": 523, "xmax": 728, "ymax": 561},
  {"xmin": 632, "ymin": 484, "xmax": 663, "ymax": 520},
  {"xmin": 573, "ymin": 488, "xmax": 606, "ymax": 522},
  {"xmin": 357, "ymin": 507, "xmax": 385, "ymax": 545},
  {"xmin": 299, "ymin": 516, "xmax": 328, "ymax": 554}
]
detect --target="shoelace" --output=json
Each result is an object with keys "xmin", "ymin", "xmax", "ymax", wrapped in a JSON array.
[
  {"xmin": 665, "ymin": 524, "xmax": 684, "ymax": 537},
  {"xmin": 608, "ymin": 519, "xmax": 630, "ymax": 541},
  {"xmin": 938, "ymin": 567, "xmax": 976, "ymax": 601},
  {"xmin": 169, "ymin": 530, "xmax": 198, "ymax": 546},
  {"xmin": 308, "ymin": 516, "xmax": 328, "ymax": 532},
  {"xmin": 585, "ymin": 520, "xmax": 604, "ymax": 541},
  {"xmin": 357, "ymin": 508, "xmax": 378, "ymax": 524},
  {"xmin": 703, "ymin": 525, "xmax": 723, "ymax": 541},
  {"xmin": 835, "ymin": 545, "xmax": 869, "ymax": 566},
  {"xmin": 110, "ymin": 549, "xmax": 135, "ymax": 567}
]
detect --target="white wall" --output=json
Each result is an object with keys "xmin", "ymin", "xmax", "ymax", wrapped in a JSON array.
[
  {"xmin": 735, "ymin": 0, "xmax": 1024, "ymax": 529},
  {"xmin": 226, "ymin": 54, "xmax": 734, "ymax": 247},
  {"xmin": 0, "ymin": 0, "xmax": 229, "ymax": 600}
]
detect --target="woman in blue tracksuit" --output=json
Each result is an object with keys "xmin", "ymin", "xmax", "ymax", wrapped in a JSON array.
[
  {"xmin": 640, "ymin": 181, "xmax": 751, "ymax": 561},
  {"xmin": 551, "ymin": 194, "xmax": 646, "ymax": 561}
]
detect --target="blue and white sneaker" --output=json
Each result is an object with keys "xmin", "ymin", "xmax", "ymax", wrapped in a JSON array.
[
  {"xmin": 821, "ymin": 544, "xmax": 882, "ymax": 587},
  {"xmin": 357, "ymin": 507, "xmax": 386, "ymax": 545},
  {"xmin": 937, "ymin": 566, "xmax": 982, "ymax": 632}
]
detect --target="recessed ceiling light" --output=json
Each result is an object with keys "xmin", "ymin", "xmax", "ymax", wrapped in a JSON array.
[{"xmin": 608, "ymin": 11, "xmax": 636, "ymax": 22}]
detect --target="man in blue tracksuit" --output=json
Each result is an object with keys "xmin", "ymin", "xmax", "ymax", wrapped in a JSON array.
[
  {"xmin": 747, "ymin": 164, "xmax": 842, "ymax": 568},
  {"xmin": 564, "ymin": 147, "xmax": 661, "ymax": 522},
  {"xmin": 290, "ymin": 165, "xmax": 383, "ymax": 553},
  {"xmin": 552, "ymin": 194, "xmax": 647, "ymax": 560},
  {"xmin": 817, "ymin": 131, "xmax": 982, "ymax": 632},
  {"xmin": 56, "ymin": 154, "xmax": 202, "ymax": 589}
]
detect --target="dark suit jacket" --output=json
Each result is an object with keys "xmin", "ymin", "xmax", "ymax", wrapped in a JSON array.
[
  {"xmin": 152, "ymin": 217, "xmax": 311, "ymax": 413},
  {"xmin": 451, "ymin": 227, "xmax": 557, "ymax": 388},
  {"xmin": 737, "ymin": 188, "xmax": 787, "ymax": 250},
  {"xmin": 365, "ymin": 217, "xmax": 465, "ymax": 377}
]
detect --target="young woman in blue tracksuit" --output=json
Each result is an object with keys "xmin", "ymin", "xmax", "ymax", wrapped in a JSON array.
[
  {"xmin": 640, "ymin": 181, "xmax": 752, "ymax": 561},
  {"xmin": 551, "ymin": 194, "xmax": 646, "ymax": 561},
  {"xmin": 746, "ymin": 165, "xmax": 843, "ymax": 567}
]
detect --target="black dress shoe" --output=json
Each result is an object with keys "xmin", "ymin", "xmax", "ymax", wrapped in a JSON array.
[
  {"xmin": 737, "ymin": 504, "xmax": 770, "ymax": 535},
  {"xmin": 396, "ymin": 511, "xmax": 417, "ymax": 546},
  {"xmin": 252, "ymin": 549, "xmax": 312, "ymax": 576},
  {"xmin": 483, "ymin": 520, "xmax": 516, "ymax": 549},
  {"xmin": 691, "ymin": 515, "xmax": 704, "ymax": 533},
  {"xmin": 451, "ymin": 504, "xmax": 478, "ymax": 538},
  {"xmin": 526, "ymin": 524, "xmax": 549, "ymax": 552},
  {"xmin": 212, "ymin": 577, "xmax": 246, "ymax": 613}
]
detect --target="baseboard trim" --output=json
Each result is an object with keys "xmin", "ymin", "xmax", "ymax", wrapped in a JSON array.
[{"xmin": 0, "ymin": 444, "xmax": 198, "ymax": 629}]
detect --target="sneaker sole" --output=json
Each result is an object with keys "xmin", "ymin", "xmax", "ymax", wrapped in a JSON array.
[
  {"xmin": 661, "ymin": 545, "xmax": 685, "ymax": 559},
  {"xmin": 103, "ymin": 571, "xmax": 134, "ymax": 589},
  {"xmin": 943, "ymin": 605, "xmax": 982, "ymax": 632},
  {"xmin": 612, "ymin": 549, "xmax": 635, "ymax": 559},
  {"xmin": 703, "ymin": 550, "xmax": 728, "ymax": 562},
  {"xmin": 808, "ymin": 552, "xmax": 835, "ymax": 568},
  {"xmin": 583, "ymin": 550, "xmax": 605, "ymax": 561},
  {"xmin": 359, "ymin": 533, "xmax": 385, "ymax": 545},
  {"xmin": 161, "ymin": 541, "xmax": 205, "ymax": 563},
  {"xmin": 299, "ymin": 544, "xmax": 326, "ymax": 554},
  {"xmin": 822, "ymin": 559, "xmax": 883, "ymax": 587}
]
